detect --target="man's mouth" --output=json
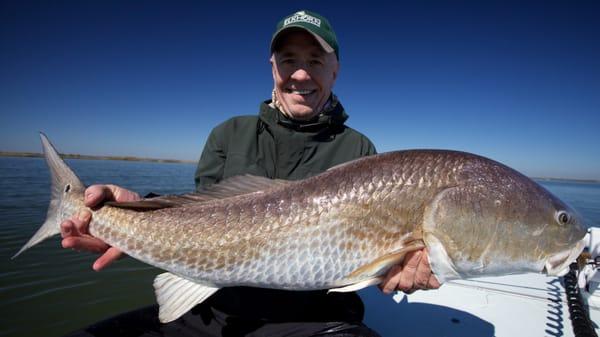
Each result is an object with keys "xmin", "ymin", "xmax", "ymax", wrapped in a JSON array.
[{"xmin": 285, "ymin": 89, "xmax": 316, "ymax": 96}]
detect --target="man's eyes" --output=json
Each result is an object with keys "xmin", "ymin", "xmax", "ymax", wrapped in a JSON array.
[{"xmin": 280, "ymin": 59, "xmax": 323, "ymax": 66}]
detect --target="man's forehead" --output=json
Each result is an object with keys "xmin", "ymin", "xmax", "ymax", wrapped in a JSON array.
[{"xmin": 277, "ymin": 46, "xmax": 326, "ymax": 59}]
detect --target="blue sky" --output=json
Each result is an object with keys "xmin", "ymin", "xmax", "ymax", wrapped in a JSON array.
[{"xmin": 1, "ymin": 1, "xmax": 599, "ymax": 180}]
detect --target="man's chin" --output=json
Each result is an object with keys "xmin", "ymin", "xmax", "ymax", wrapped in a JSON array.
[{"xmin": 285, "ymin": 106, "xmax": 319, "ymax": 120}]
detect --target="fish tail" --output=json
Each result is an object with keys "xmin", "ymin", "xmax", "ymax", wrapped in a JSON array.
[{"xmin": 12, "ymin": 133, "xmax": 85, "ymax": 259}]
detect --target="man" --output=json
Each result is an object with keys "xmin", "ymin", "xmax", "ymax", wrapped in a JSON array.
[{"xmin": 62, "ymin": 10, "xmax": 439, "ymax": 337}]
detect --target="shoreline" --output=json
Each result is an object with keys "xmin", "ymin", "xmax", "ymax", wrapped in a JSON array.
[
  {"xmin": 0, "ymin": 151, "xmax": 195, "ymax": 164},
  {"xmin": 532, "ymin": 177, "xmax": 600, "ymax": 184},
  {"xmin": 1, "ymin": 151, "xmax": 597, "ymax": 183}
]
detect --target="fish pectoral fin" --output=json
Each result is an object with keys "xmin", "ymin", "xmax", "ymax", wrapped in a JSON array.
[
  {"xmin": 347, "ymin": 241, "xmax": 426, "ymax": 279},
  {"xmin": 328, "ymin": 277, "xmax": 384, "ymax": 293},
  {"xmin": 153, "ymin": 272, "xmax": 219, "ymax": 323}
]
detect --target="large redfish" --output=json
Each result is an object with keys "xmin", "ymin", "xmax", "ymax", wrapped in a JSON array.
[{"xmin": 15, "ymin": 133, "xmax": 587, "ymax": 323}]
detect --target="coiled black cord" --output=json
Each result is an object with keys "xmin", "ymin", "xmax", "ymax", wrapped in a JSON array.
[{"xmin": 563, "ymin": 263, "xmax": 598, "ymax": 337}]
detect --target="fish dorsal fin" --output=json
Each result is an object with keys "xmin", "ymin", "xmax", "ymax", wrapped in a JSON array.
[
  {"xmin": 105, "ymin": 194, "xmax": 219, "ymax": 210},
  {"xmin": 153, "ymin": 272, "xmax": 219, "ymax": 323},
  {"xmin": 198, "ymin": 174, "xmax": 291, "ymax": 199},
  {"xmin": 347, "ymin": 241, "xmax": 426, "ymax": 279},
  {"xmin": 106, "ymin": 175, "xmax": 291, "ymax": 210},
  {"xmin": 326, "ymin": 157, "xmax": 367, "ymax": 172}
]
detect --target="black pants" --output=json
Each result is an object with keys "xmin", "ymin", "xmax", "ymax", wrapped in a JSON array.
[{"xmin": 64, "ymin": 304, "xmax": 381, "ymax": 337}]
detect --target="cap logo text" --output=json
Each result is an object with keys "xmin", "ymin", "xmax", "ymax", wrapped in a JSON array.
[{"xmin": 284, "ymin": 12, "xmax": 321, "ymax": 27}]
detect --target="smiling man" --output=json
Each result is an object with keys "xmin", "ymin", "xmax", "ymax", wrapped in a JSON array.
[
  {"xmin": 270, "ymin": 29, "xmax": 338, "ymax": 119},
  {"xmin": 63, "ymin": 10, "xmax": 438, "ymax": 337}
]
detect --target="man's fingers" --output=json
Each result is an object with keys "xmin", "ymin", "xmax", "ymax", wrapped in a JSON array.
[
  {"xmin": 84, "ymin": 184, "xmax": 141, "ymax": 208},
  {"xmin": 93, "ymin": 247, "xmax": 123, "ymax": 271},
  {"xmin": 108, "ymin": 184, "xmax": 141, "ymax": 202},
  {"xmin": 378, "ymin": 249, "xmax": 441, "ymax": 295},
  {"xmin": 380, "ymin": 250, "xmax": 426, "ymax": 294},
  {"xmin": 380, "ymin": 264, "xmax": 403, "ymax": 294},
  {"xmin": 427, "ymin": 274, "xmax": 441, "ymax": 289},
  {"xmin": 414, "ymin": 251, "xmax": 433, "ymax": 289},
  {"xmin": 72, "ymin": 210, "xmax": 92, "ymax": 234},
  {"xmin": 61, "ymin": 214, "xmax": 90, "ymax": 237},
  {"xmin": 61, "ymin": 190, "xmax": 130, "ymax": 272},
  {"xmin": 415, "ymin": 251, "xmax": 441, "ymax": 289},
  {"xmin": 60, "ymin": 220, "xmax": 74, "ymax": 238},
  {"xmin": 61, "ymin": 236, "xmax": 110, "ymax": 253},
  {"xmin": 84, "ymin": 185, "xmax": 109, "ymax": 207},
  {"xmin": 397, "ymin": 250, "xmax": 422, "ymax": 292}
]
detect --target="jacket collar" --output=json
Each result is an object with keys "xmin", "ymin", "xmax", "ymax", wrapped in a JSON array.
[{"xmin": 259, "ymin": 99, "xmax": 349, "ymax": 133}]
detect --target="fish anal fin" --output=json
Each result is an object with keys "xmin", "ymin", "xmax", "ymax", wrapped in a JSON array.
[
  {"xmin": 328, "ymin": 277, "xmax": 383, "ymax": 293},
  {"xmin": 153, "ymin": 272, "xmax": 219, "ymax": 323},
  {"xmin": 347, "ymin": 241, "xmax": 426, "ymax": 279}
]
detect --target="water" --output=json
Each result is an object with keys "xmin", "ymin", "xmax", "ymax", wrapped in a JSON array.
[
  {"xmin": 0, "ymin": 157, "xmax": 196, "ymax": 337},
  {"xmin": 0, "ymin": 157, "xmax": 599, "ymax": 337}
]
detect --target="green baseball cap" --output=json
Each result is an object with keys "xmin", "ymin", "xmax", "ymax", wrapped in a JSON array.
[{"xmin": 271, "ymin": 10, "xmax": 339, "ymax": 59}]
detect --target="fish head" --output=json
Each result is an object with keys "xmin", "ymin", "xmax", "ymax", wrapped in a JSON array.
[
  {"xmin": 538, "ymin": 196, "xmax": 587, "ymax": 276},
  {"xmin": 490, "ymin": 179, "xmax": 588, "ymax": 277},
  {"xmin": 424, "ymin": 154, "xmax": 587, "ymax": 280}
]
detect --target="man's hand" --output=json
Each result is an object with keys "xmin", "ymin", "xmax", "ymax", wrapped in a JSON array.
[
  {"xmin": 60, "ymin": 184, "xmax": 140, "ymax": 271},
  {"xmin": 380, "ymin": 249, "xmax": 441, "ymax": 294}
]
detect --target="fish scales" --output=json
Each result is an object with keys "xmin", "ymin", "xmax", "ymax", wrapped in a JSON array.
[
  {"xmin": 17, "ymin": 134, "xmax": 587, "ymax": 323},
  {"xmin": 88, "ymin": 151, "xmax": 464, "ymax": 289}
]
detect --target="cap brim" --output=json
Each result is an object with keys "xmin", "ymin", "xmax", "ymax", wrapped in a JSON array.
[{"xmin": 271, "ymin": 25, "xmax": 334, "ymax": 54}]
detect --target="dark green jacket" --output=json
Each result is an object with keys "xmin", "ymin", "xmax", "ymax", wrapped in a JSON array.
[
  {"xmin": 195, "ymin": 100, "xmax": 376, "ymax": 189},
  {"xmin": 193, "ymin": 100, "xmax": 377, "ymax": 322}
]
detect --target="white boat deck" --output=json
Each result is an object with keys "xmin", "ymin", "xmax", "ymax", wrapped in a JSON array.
[
  {"xmin": 361, "ymin": 228, "xmax": 600, "ymax": 337},
  {"xmin": 360, "ymin": 273, "xmax": 599, "ymax": 337}
]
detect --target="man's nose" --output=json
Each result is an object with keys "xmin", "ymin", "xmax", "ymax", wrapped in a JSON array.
[{"xmin": 290, "ymin": 68, "xmax": 311, "ymax": 81}]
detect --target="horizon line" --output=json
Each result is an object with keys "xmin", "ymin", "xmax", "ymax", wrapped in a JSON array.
[{"xmin": 1, "ymin": 151, "xmax": 598, "ymax": 184}]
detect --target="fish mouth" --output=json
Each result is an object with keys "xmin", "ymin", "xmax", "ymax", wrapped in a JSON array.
[{"xmin": 543, "ymin": 238, "xmax": 587, "ymax": 276}]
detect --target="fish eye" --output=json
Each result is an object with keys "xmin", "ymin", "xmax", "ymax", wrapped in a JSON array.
[
  {"xmin": 64, "ymin": 184, "xmax": 71, "ymax": 193},
  {"xmin": 555, "ymin": 211, "xmax": 570, "ymax": 225}
]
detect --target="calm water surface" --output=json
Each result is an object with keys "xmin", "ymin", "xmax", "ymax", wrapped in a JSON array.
[
  {"xmin": 0, "ymin": 157, "xmax": 599, "ymax": 337},
  {"xmin": 0, "ymin": 157, "xmax": 195, "ymax": 337}
]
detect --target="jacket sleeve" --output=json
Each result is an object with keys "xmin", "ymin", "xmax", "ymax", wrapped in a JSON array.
[
  {"xmin": 194, "ymin": 126, "xmax": 227, "ymax": 190},
  {"xmin": 363, "ymin": 138, "xmax": 377, "ymax": 156}
]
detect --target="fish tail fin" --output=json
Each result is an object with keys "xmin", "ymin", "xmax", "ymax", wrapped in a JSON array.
[{"xmin": 12, "ymin": 132, "xmax": 85, "ymax": 259}]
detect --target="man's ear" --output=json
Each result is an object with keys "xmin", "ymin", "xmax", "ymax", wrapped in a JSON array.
[
  {"xmin": 333, "ymin": 61, "xmax": 339, "ymax": 82},
  {"xmin": 331, "ymin": 58, "xmax": 339, "ymax": 83},
  {"xmin": 270, "ymin": 54, "xmax": 277, "ymax": 81}
]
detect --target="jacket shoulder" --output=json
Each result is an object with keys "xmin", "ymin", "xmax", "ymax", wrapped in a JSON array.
[
  {"xmin": 209, "ymin": 115, "xmax": 259, "ymax": 141},
  {"xmin": 339, "ymin": 126, "xmax": 377, "ymax": 155},
  {"xmin": 213, "ymin": 115, "xmax": 259, "ymax": 132}
]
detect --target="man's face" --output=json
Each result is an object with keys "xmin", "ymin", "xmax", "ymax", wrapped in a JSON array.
[{"xmin": 271, "ymin": 30, "xmax": 339, "ymax": 120}]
